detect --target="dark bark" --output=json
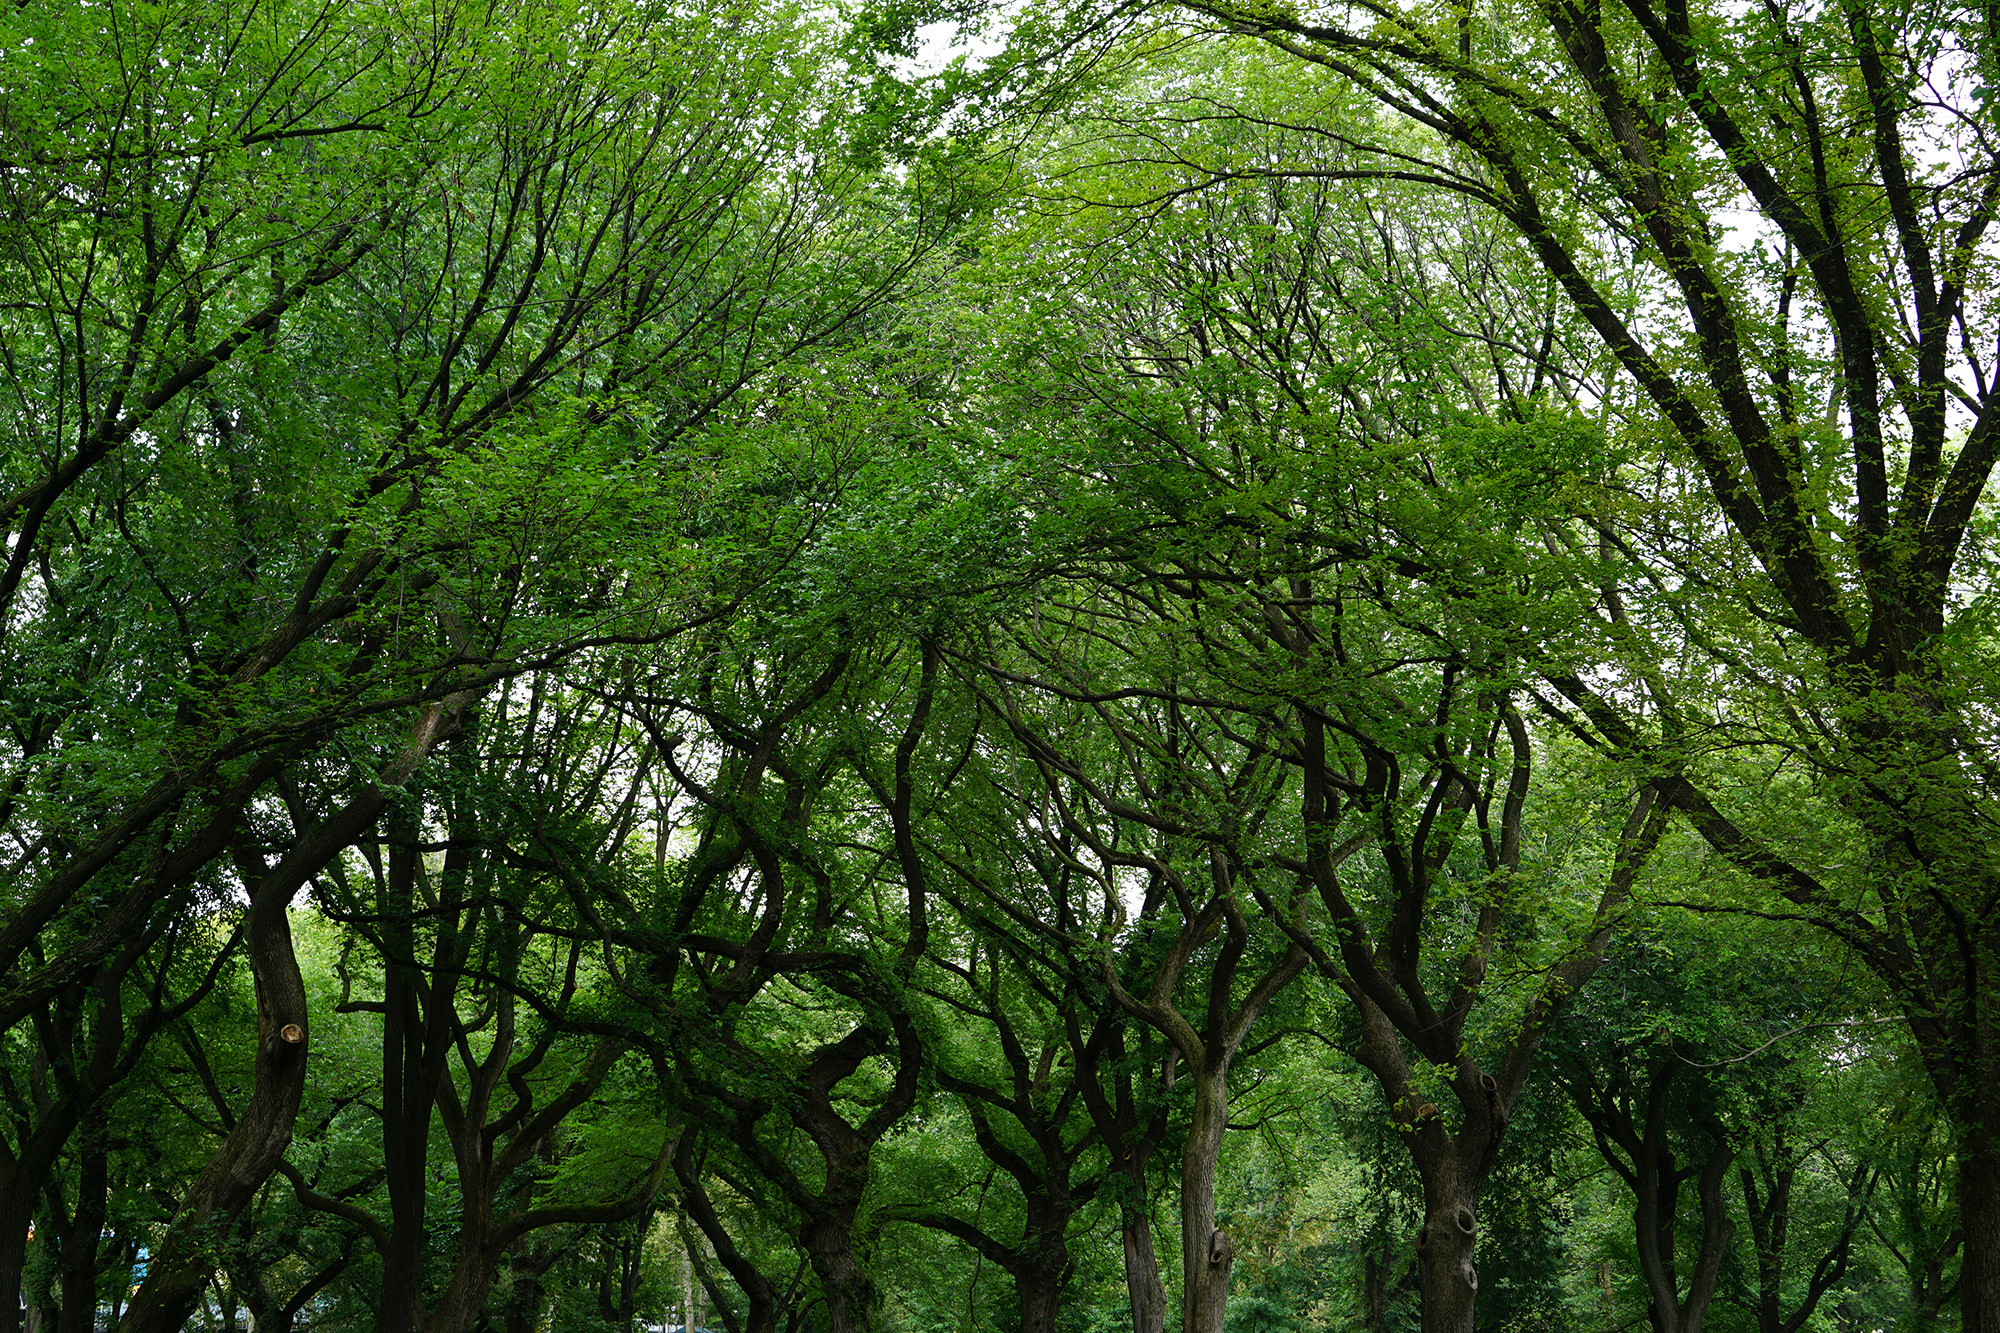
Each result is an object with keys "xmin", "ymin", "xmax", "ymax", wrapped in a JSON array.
[
  {"xmin": 626, "ymin": 644, "xmax": 938, "ymax": 1333},
  {"xmin": 1098, "ymin": 890, "xmax": 1308, "ymax": 1333},
  {"xmin": 1289, "ymin": 693, "xmax": 1667, "ymax": 1333},
  {"xmin": 1116, "ymin": 1165, "xmax": 1170, "ymax": 1333},
  {"xmin": 115, "ymin": 867, "xmax": 315, "ymax": 1333},
  {"xmin": 1962, "ymin": 1131, "xmax": 2000, "ymax": 1333},
  {"xmin": 418, "ymin": 1026, "xmax": 667, "ymax": 1333},
  {"xmin": 121, "ymin": 699, "xmax": 468, "ymax": 1333},
  {"xmin": 1412, "ymin": 1188, "xmax": 1479, "ymax": 1333},
  {"xmin": 0, "ymin": 903, "xmax": 233, "ymax": 1333},
  {"xmin": 596, "ymin": 1222, "xmax": 648, "ymax": 1333},
  {"xmin": 52, "ymin": 1113, "xmax": 108, "ymax": 1333},
  {"xmin": 1735, "ymin": 1116, "xmax": 1874, "ymax": 1333},
  {"xmin": 503, "ymin": 1245, "xmax": 560, "ymax": 1333},
  {"xmin": 0, "ymin": 1103, "xmax": 78, "ymax": 1333},
  {"xmin": 900, "ymin": 940, "xmax": 1104, "ymax": 1333},
  {"xmin": 371, "ymin": 816, "xmax": 471, "ymax": 1333},
  {"xmin": 1150, "ymin": 0, "xmax": 2000, "ymax": 1321},
  {"xmin": 677, "ymin": 1137, "xmax": 783, "ymax": 1333},
  {"xmin": 1564, "ymin": 1056, "xmax": 1733, "ymax": 1333}
]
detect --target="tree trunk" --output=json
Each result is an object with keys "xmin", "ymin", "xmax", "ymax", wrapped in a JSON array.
[
  {"xmin": 1115, "ymin": 1152, "xmax": 1168, "ymax": 1333},
  {"xmin": 1361, "ymin": 1251, "xmax": 1398, "ymax": 1333},
  {"xmin": 117, "ymin": 886, "xmax": 311, "ymax": 1333},
  {"xmin": 1075, "ymin": 1021, "xmax": 1166, "ymax": 1333},
  {"xmin": 419, "ymin": 1242, "xmax": 505, "ymax": 1333},
  {"xmin": 0, "ymin": 1198, "xmax": 28, "ymax": 1333},
  {"xmin": 1016, "ymin": 1264, "xmax": 1066, "ymax": 1333},
  {"xmin": 1413, "ymin": 1189, "xmax": 1479, "ymax": 1333},
  {"xmin": 502, "ymin": 1245, "xmax": 557, "ymax": 1333},
  {"xmin": 119, "ymin": 714, "xmax": 461, "ymax": 1333},
  {"xmin": 54, "ymin": 1115, "xmax": 109, "ymax": 1333},
  {"xmin": 802, "ymin": 1212, "xmax": 874, "ymax": 1333},
  {"xmin": 1961, "ymin": 1126, "xmax": 2000, "ymax": 1333},
  {"xmin": 678, "ymin": 1142, "xmax": 781, "ymax": 1333},
  {"xmin": 1631, "ymin": 1130, "xmax": 1733, "ymax": 1333},
  {"xmin": 0, "ymin": 1105, "xmax": 83, "ymax": 1333},
  {"xmin": 1179, "ymin": 1068, "xmax": 1234, "ymax": 1333},
  {"xmin": 375, "ymin": 827, "xmax": 454, "ymax": 1333}
]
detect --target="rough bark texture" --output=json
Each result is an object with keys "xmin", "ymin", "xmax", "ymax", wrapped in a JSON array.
[
  {"xmin": 53, "ymin": 1116, "xmax": 109, "ymax": 1333},
  {"xmin": 1180, "ymin": 1068, "xmax": 1236, "ymax": 1333},
  {"xmin": 1116, "ymin": 1153, "xmax": 1170, "ymax": 1333},
  {"xmin": 1962, "ymin": 1133, "xmax": 2000, "ymax": 1333},
  {"xmin": 1413, "ymin": 1195, "xmax": 1480, "ymax": 1333}
]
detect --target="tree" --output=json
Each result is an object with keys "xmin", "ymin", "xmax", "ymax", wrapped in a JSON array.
[
  {"xmin": 1024, "ymin": 0, "xmax": 2000, "ymax": 1324},
  {"xmin": 0, "ymin": 0, "xmax": 944, "ymax": 1321},
  {"xmin": 938, "ymin": 77, "xmax": 1684, "ymax": 1329}
]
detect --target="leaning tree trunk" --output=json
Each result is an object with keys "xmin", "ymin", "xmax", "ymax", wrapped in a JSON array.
[
  {"xmin": 117, "ymin": 867, "xmax": 313, "ymax": 1333},
  {"xmin": 122, "ymin": 702, "xmax": 466, "ymax": 1333},
  {"xmin": 678, "ymin": 1139, "xmax": 784, "ymax": 1333}
]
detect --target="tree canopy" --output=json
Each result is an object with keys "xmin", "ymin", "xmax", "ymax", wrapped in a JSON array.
[{"xmin": 1, "ymin": 0, "xmax": 1994, "ymax": 1330}]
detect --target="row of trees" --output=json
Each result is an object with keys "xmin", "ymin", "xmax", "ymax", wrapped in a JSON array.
[{"xmin": 0, "ymin": 0, "xmax": 1994, "ymax": 1328}]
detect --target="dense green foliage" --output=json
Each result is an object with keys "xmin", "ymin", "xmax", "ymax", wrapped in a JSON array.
[{"xmin": 0, "ymin": 0, "xmax": 1994, "ymax": 1330}]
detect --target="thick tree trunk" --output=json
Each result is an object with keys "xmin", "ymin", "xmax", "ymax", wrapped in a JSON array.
[
  {"xmin": 1075, "ymin": 1021, "xmax": 1167, "ymax": 1333},
  {"xmin": 420, "ymin": 1242, "xmax": 505, "ymax": 1333},
  {"xmin": 1961, "ymin": 1128, "xmax": 2000, "ymax": 1333},
  {"xmin": 802, "ymin": 1212, "xmax": 875, "ymax": 1333},
  {"xmin": 54, "ymin": 1116, "xmax": 108, "ymax": 1333},
  {"xmin": 1006, "ymin": 1192, "xmax": 1074, "ymax": 1333},
  {"xmin": 1179, "ymin": 1069, "xmax": 1234, "ymax": 1333},
  {"xmin": 1016, "ymin": 1263, "xmax": 1066, "ymax": 1333},
  {"xmin": 1413, "ymin": 1189, "xmax": 1479, "ymax": 1333},
  {"xmin": 1116, "ymin": 1155, "xmax": 1169, "ymax": 1333},
  {"xmin": 1361, "ymin": 1251, "xmax": 1399, "ymax": 1333},
  {"xmin": 0, "ymin": 1197, "xmax": 28, "ymax": 1333},
  {"xmin": 503, "ymin": 1246, "xmax": 558, "ymax": 1333}
]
